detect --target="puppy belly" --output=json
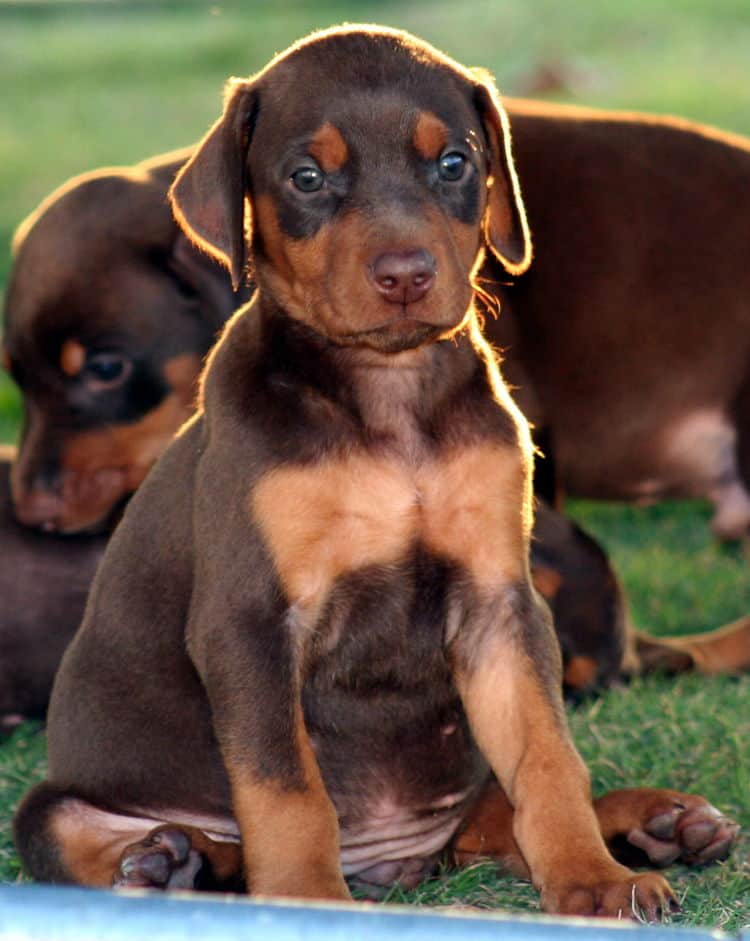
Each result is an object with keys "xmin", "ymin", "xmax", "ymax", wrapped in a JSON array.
[
  {"xmin": 309, "ymin": 694, "xmax": 487, "ymax": 886},
  {"xmin": 338, "ymin": 787, "xmax": 472, "ymax": 886}
]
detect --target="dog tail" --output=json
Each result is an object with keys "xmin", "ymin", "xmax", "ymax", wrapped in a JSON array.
[{"xmin": 630, "ymin": 615, "xmax": 750, "ymax": 676}]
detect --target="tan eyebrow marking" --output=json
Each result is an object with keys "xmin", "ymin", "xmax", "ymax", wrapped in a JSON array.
[
  {"xmin": 413, "ymin": 111, "xmax": 449, "ymax": 160},
  {"xmin": 309, "ymin": 122, "xmax": 348, "ymax": 173},
  {"xmin": 60, "ymin": 339, "xmax": 86, "ymax": 377}
]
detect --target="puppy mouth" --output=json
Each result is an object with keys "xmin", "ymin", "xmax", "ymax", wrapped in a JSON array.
[
  {"xmin": 334, "ymin": 317, "xmax": 448, "ymax": 353},
  {"xmin": 332, "ymin": 291, "xmax": 470, "ymax": 348}
]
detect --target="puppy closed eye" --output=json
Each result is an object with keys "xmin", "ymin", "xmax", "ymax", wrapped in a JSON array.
[{"xmin": 82, "ymin": 351, "xmax": 132, "ymax": 391}]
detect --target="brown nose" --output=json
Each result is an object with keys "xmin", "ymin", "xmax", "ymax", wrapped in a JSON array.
[{"xmin": 370, "ymin": 250, "xmax": 436, "ymax": 305}]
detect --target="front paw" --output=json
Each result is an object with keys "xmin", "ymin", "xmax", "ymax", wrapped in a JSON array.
[{"xmin": 543, "ymin": 865, "xmax": 679, "ymax": 921}]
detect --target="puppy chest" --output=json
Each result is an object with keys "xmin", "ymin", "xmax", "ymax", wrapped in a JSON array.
[{"xmin": 251, "ymin": 442, "xmax": 527, "ymax": 619}]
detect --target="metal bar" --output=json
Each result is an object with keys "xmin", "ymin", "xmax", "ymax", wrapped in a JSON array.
[{"xmin": 0, "ymin": 885, "xmax": 742, "ymax": 941}]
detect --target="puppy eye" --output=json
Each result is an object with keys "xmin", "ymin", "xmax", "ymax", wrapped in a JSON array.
[
  {"xmin": 83, "ymin": 352, "xmax": 132, "ymax": 389},
  {"xmin": 290, "ymin": 166, "xmax": 324, "ymax": 193},
  {"xmin": 438, "ymin": 151, "xmax": 467, "ymax": 182}
]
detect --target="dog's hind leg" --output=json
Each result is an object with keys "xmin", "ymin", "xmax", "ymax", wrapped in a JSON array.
[
  {"xmin": 14, "ymin": 783, "xmax": 242, "ymax": 889},
  {"xmin": 593, "ymin": 788, "xmax": 739, "ymax": 868},
  {"xmin": 452, "ymin": 781, "xmax": 738, "ymax": 876},
  {"xmin": 115, "ymin": 825, "xmax": 242, "ymax": 890}
]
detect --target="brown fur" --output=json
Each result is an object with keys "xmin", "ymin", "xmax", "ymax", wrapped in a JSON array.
[
  {"xmin": 0, "ymin": 448, "xmax": 105, "ymax": 725},
  {"xmin": 14, "ymin": 27, "xmax": 737, "ymax": 918}
]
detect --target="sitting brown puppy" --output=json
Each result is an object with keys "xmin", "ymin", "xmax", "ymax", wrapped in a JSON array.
[
  {"xmin": 1, "ymin": 150, "xmax": 248, "ymax": 534},
  {"xmin": 15, "ymin": 27, "xmax": 737, "ymax": 917}
]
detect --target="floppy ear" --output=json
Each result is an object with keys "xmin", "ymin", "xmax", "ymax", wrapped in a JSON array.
[
  {"xmin": 170, "ymin": 79, "xmax": 258, "ymax": 291},
  {"xmin": 473, "ymin": 72, "xmax": 532, "ymax": 275}
]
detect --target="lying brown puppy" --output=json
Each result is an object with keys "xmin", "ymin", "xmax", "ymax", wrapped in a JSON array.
[
  {"xmin": 1, "ymin": 150, "xmax": 249, "ymax": 534},
  {"xmin": 15, "ymin": 27, "xmax": 737, "ymax": 917},
  {"xmin": 494, "ymin": 104, "xmax": 750, "ymax": 539},
  {"xmin": 0, "ymin": 446, "xmax": 105, "ymax": 727}
]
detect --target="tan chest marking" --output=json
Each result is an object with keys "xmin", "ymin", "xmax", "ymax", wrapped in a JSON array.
[
  {"xmin": 252, "ymin": 453, "xmax": 418, "ymax": 618},
  {"xmin": 419, "ymin": 443, "xmax": 530, "ymax": 590},
  {"xmin": 251, "ymin": 441, "xmax": 530, "ymax": 619}
]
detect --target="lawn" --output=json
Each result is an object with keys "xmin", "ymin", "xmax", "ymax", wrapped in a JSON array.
[{"xmin": 0, "ymin": 0, "xmax": 748, "ymax": 930}]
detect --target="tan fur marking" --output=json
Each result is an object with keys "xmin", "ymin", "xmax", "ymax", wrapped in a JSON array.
[
  {"xmin": 49, "ymin": 804, "xmax": 243, "ymax": 887},
  {"xmin": 63, "ymin": 352, "xmax": 200, "ymax": 476},
  {"xmin": 455, "ymin": 644, "xmax": 628, "ymax": 899},
  {"xmin": 163, "ymin": 352, "xmax": 203, "ymax": 407},
  {"xmin": 255, "ymin": 192, "xmax": 332, "ymax": 333},
  {"xmin": 563, "ymin": 655, "xmax": 599, "ymax": 691},
  {"xmin": 252, "ymin": 453, "xmax": 418, "ymax": 621},
  {"xmin": 63, "ymin": 393, "xmax": 188, "ymax": 479},
  {"xmin": 0, "ymin": 345, "xmax": 10, "ymax": 372},
  {"xmin": 420, "ymin": 443, "xmax": 529, "ymax": 588},
  {"xmin": 254, "ymin": 193, "xmax": 480, "ymax": 343},
  {"xmin": 254, "ymin": 442, "xmax": 532, "ymax": 616},
  {"xmin": 453, "ymin": 779, "xmax": 530, "ymax": 877},
  {"xmin": 309, "ymin": 122, "xmax": 349, "ymax": 173},
  {"xmin": 229, "ymin": 708, "xmax": 349, "ymax": 899},
  {"xmin": 413, "ymin": 111, "xmax": 449, "ymax": 160},
  {"xmin": 56, "ymin": 353, "xmax": 201, "ymax": 529},
  {"xmin": 50, "ymin": 805, "xmax": 152, "ymax": 887},
  {"xmin": 60, "ymin": 339, "xmax": 86, "ymax": 377},
  {"xmin": 255, "ymin": 194, "xmax": 295, "ymax": 281},
  {"xmin": 531, "ymin": 564, "xmax": 563, "ymax": 600}
]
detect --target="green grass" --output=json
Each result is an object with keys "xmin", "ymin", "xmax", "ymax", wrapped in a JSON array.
[
  {"xmin": 569, "ymin": 500, "xmax": 750, "ymax": 637},
  {"xmin": 1, "ymin": 0, "xmax": 749, "ymax": 931}
]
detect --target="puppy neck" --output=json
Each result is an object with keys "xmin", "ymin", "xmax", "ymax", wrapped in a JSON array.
[{"xmin": 257, "ymin": 299, "xmax": 482, "ymax": 456}]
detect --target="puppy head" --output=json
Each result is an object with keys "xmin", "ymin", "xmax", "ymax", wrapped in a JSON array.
[
  {"xmin": 171, "ymin": 25, "xmax": 530, "ymax": 352},
  {"xmin": 2, "ymin": 157, "xmax": 239, "ymax": 533}
]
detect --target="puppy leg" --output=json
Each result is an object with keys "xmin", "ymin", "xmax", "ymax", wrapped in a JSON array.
[
  {"xmin": 453, "ymin": 781, "xmax": 738, "ymax": 876},
  {"xmin": 14, "ymin": 783, "xmax": 241, "ymax": 888},
  {"xmin": 115, "ymin": 826, "xmax": 242, "ymax": 890},
  {"xmin": 450, "ymin": 585, "xmax": 677, "ymax": 919},
  {"xmin": 187, "ymin": 584, "xmax": 349, "ymax": 901},
  {"xmin": 634, "ymin": 617, "xmax": 750, "ymax": 676},
  {"xmin": 452, "ymin": 779, "xmax": 530, "ymax": 877}
]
